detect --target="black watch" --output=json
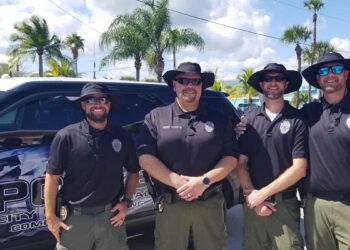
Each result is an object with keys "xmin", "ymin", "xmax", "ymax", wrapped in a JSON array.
[{"xmin": 121, "ymin": 198, "xmax": 133, "ymax": 208}]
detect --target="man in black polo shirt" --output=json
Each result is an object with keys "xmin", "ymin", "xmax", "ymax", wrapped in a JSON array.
[
  {"xmin": 137, "ymin": 62, "xmax": 238, "ymax": 250},
  {"xmin": 44, "ymin": 82, "xmax": 139, "ymax": 250},
  {"xmin": 301, "ymin": 52, "xmax": 350, "ymax": 250},
  {"xmin": 235, "ymin": 63, "xmax": 308, "ymax": 249}
]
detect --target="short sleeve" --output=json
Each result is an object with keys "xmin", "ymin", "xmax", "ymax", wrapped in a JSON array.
[
  {"xmin": 221, "ymin": 119, "xmax": 239, "ymax": 159},
  {"xmin": 123, "ymin": 132, "xmax": 141, "ymax": 173},
  {"xmin": 136, "ymin": 111, "xmax": 158, "ymax": 156},
  {"xmin": 292, "ymin": 118, "xmax": 308, "ymax": 159},
  {"xmin": 46, "ymin": 133, "xmax": 67, "ymax": 175}
]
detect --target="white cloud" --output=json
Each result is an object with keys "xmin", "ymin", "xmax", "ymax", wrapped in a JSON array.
[
  {"xmin": 0, "ymin": 54, "xmax": 9, "ymax": 63},
  {"xmin": 0, "ymin": 0, "xmax": 287, "ymax": 79},
  {"xmin": 330, "ymin": 38, "xmax": 350, "ymax": 54}
]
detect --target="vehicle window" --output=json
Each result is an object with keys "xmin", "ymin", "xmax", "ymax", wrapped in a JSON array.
[
  {"xmin": 0, "ymin": 93, "xmax": 164, "ymax": 148},
  {"xmin": 0, "ymin": 108, "xmax": 17, "ymax": 125},
  {"xmin": 201, "ymin": 95, "xmax": 240, "ymax": 125},
  {"xmin": 110, "ymin": 93, "xmax": 163, "ymax": 137}
]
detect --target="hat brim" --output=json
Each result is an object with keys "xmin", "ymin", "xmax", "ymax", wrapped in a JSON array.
[
  {"xmin": 248, "ymin": 69, "xmax": 302, "ymax": 94},
  {"xmin": 77, "ymin": 91, "xmax": 111, "ymax": 101},
  {"xmin": 302, "ymin": 59, "xmax": 350, "ymax": 89},
  {"xmin": 163, "ymin": 70, "xmax": 215, "ymax": 89}
]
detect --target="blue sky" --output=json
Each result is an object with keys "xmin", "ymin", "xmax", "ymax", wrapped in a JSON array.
[{"xmin": 1, "ymin": 0, "xmax": 350, "ymax": 80}]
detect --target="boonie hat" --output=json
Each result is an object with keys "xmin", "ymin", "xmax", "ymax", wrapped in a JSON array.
[
  {"xmin": 163, "ymin": 62, "xmax": 215, "ymax": 89},
  {"xmin": 302, "ymin": 52, "xmax": 350, "ymax": 89},
  {"xmin": 78, "ymin": 82, "xmax": 110, "ymax": 100},
  {"xmin": 248, "ymin": 63, "xmax": 302, "ymax": 94}
]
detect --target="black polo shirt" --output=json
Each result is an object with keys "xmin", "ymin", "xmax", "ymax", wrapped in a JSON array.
[
  {"xmin": 137, "ymin": 101, "xmax": 238, "ymax": 177},
  {"xmin": 46, "ymin": 119, "xmax": 139, "ymax": 206},
  {"xmin": 239, "ymin": 101, "xmax": 308, "ymax": 189},
  {"xmin": 301, "ymin": 92, "xmax": 350, "ymax": 195}
]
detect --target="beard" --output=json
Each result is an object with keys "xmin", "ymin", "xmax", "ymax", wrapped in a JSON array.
[
  {"xmin": 85, "ymin": 108, "xmax": 109, "ymax": 123},
  {"xmin": 263, "ymin": 89, "xmax": 284, "ymax": 100},
  {"xmin": 180, "ymin": 89, "xmax": 198, "ymax": 103}
]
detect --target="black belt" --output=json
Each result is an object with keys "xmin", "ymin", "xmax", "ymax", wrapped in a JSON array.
[
  {"xmin": 266, "ymin": 189, "xmax": 297, "ymax": 203},
  {"xmin": 68, "ymin": 204, "xmax": 112, "ymax": 215},
  {"xmin": 310, "ymin": 193, "xmax": 350, "ymax": 201}
]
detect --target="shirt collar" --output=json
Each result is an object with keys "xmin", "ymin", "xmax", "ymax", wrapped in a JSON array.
[
  {"xmin": 257, "ymin": 101, "xmax": 292, "ymax": 118},
  {"xmin": 80, "ymin": 118, "xmax": 112, "ymax": 135},
  {"xmin": 320, "ymin": 90, "xmax": 350, "ymax": 111},
  {"xmin": 172, "ymin": 100, "xmax": 207, "ymax": 117}
]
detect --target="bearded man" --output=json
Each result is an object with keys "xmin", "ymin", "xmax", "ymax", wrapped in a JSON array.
[{"xmin": 44, "ymin": 82, "xmax": 139, "ymax": 250}]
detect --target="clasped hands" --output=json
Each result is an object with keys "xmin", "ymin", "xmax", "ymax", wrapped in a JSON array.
[
  {"xmin": 176, "ymin": 175, "xmax": 207, "ymax": 202},
  {"xmin": 245, "ymin": 189, "xmax": 277, "ymax": 217}
]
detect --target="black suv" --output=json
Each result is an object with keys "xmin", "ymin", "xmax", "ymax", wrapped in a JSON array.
[{"xmin": 0, "ymin": 78, "xmax": 242, "ymax": 250}]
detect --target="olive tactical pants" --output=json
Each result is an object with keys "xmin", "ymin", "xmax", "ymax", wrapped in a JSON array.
[
  {"xmin": 305, "ymin": 197, "xmax": 350, "ymax": 250},
  {"xmin": 154, "ymin": 192, "xmax": 227, "ymax": 250},
  {"xmin": 242, "ymin": 198, "xmax": 304, "ymax": 250},
  {"xmin": 56, "ymin": 209, "xmax": 128, "ymax": 250}
]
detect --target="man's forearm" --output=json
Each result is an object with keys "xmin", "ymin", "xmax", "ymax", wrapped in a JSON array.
[
  {"xmin": 259, "ymin": 158, "xmax": 307, "ymax": 198},
  {"xmin": 234, "ymin": 154, "xmax": 254, "ymax": 195},
  {"xmin": 44, "ymin": 173, "xmax": 60, "ymax": 218},
  {"xmin": 139, "ymin": 154, "xmax": 184, "ymax": 189},
  {"xmin": 124, "ymin": 172, "xmax": 139, "ymax": 199},
  {"xmin": 204, "ymin": 156, "xmax": 237, "ymax": 184}
]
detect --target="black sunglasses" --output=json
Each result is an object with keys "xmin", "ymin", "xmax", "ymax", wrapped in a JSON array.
[
  {"xmin": 317, "ymin": 65, "xmax": 345, "ymax": 76},
  {"xmin": 175, "ymin": 77, "xmax": 202, "ymax": 86},
  {"xmin": 84, "ymin": 97, "xmax": 109, "ymax": 104},
  {"xmin": 261, "ymin": 75, "xmax": 286, "ymax": 82}
]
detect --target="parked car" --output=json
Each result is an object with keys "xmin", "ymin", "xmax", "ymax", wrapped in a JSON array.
[
  {"xmin": 237, "ymin": 103, "xmax": 260, "ymax": 114},
  {"xmin": 0, "ymin": 78, "xmax": 242, "ymax": 250}
]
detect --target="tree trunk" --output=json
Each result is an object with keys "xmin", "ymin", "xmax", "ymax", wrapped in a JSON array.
[
  {"xmin": 309, "ymin": 12, "xmax": 317, "ymax": 102},
  {"xmin": 173, "ymin": 47, "xmax": 176, "ymax": 69},
  {"xmin": 38, "ymin": 53, "xmax": 43, "ymax": 77},
  {"xmin": 73, "ymin": 50, "xmax": 78, "ymax": 76},
  {"xmin": 135, "ymin": 55, "xmax": 141, "ymax": 81},
  {"xmin": 156, "ymin": 53, "xmax": 164, "ymax": 83},
  {"xmin": 295, "ymin": 44, "xmax": 302, "ymax": 108}
]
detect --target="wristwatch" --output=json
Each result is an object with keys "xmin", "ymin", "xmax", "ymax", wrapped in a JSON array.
[
  {"xmin": 121, "ymin": 198, "xmax": 133, "ymax": 208},
  {"xmin": 202, "ymin": 176, "xmax": 211, "ymax": 187}
]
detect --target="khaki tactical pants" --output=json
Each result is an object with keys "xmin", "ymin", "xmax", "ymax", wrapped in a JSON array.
[
  {"xmin": 56, "ymin": 209, "xmax": 128, "ymax": 250},
  {"xmin": 242, "ymin": 198, "xmax": 304, "ymax": 250},
  {"xmin": 154, "ymin": 191, "xmax": 227, "ymax": 250},
  {"xmin": 305, "ymin": 197, "xmax": 350, "ymax": 250}
]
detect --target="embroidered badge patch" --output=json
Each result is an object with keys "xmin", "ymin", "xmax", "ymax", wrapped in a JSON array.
[
  {"xmin": 280, "ymin": 120, "xmax": 291, "ymax": 134},
  {"xmin": 346, "ymin": 116, "xmax": 350, "ymax": 129},
  {"xmin": 204, "ymin": 121, "xmax": 215, "ymax": 133},
  {"xmin": 112, "ymin": 139, "xmax": 122, "ymax": 152}
]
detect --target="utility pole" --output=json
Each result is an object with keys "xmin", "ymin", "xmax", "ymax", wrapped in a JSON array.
[{"xmin": 93, "ymin": 44, "xmax": 96, "ymax": 79}]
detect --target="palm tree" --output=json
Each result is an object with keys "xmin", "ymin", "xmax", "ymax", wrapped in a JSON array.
[
  {"xmin": 100, "ymin": 10, "xmax": 150, "ymax": 81},
  {"xmin": 303, "ymin": 41, "xmax": 335, "ymax": 98},
  {"xmin": 304, "ymin": 0, "xmax": 324, "ymax": 101},
  {"xmin": 65, "ymin": 33, "xmax": 84, "ymax": 75},
  {"xmin": 303, "ymin": 40, "xmax": 335, "ymax": 64},
  {"xmin": 166, "ymin": 28, "xmax": 204, "ymax": 69},
  {"xmin": 281, "ymin": 25, "xmax": 311, "ymax": 108},
  {"xmin": 140, "ymin": 0, "xmax": 171, "ymax": 82},
  {"xmin": 6, "ymin": 15, "xmax": 64, "ymax": 77},
  {"xmin": 233, "ymin": 69, "xmax": 259, "ymax": 109},
  {"xmin": 47, "ymin": 58, "xmax": 78, "ymax": 77},
  {"xmin": 208, "ymin": 69, "xmax": 221, "ymax": 91}
]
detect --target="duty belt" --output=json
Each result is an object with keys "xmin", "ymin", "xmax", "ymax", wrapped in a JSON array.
[
  {"xmin": 266, "ymin": 189, "xmax": 297, "ymax": 203},
  {"xmin": 309, "ymin": 193, "xmax": 350, "ymax": 202},
  {"xmin": 59, "ymin": 203, "xmax": 112, "ymax": 221},
  {"xmin": 69, "ymin": 203, "xmax": 112, "ymax": 215}
]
